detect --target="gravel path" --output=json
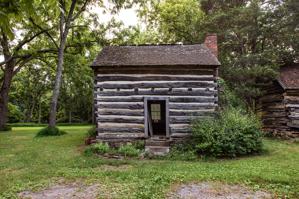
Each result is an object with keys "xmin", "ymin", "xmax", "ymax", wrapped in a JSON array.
[
  {"xmin": 168, "ymin": 182, "xmax": 272, "ymax": 199},
  {"xmin": 19, "ymin": 183, "xmax": 100, "ymax": 199}
]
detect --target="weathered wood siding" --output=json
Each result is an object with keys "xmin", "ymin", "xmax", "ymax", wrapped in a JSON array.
[
  {"xmin": 285, "ymin": 89, "xmax": 299, "ymax": 133},
  {"xmin": 258, "ymin": 82, "xmax": 299, "ymax": 138},
  {"xmin": 94, "ymin": 66, "xmax": 218, "ymax": 139}
]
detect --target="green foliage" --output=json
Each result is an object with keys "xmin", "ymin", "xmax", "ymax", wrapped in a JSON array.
[
  {"xmin": 166, "ymin": 143, "xmax": 197, "ymax": 161},
  {"xmin": 7, "ymin": 103, "xmax": 23, "ymax": 123},
  {"xmin": 192, "ymin": 108, "xmax": 263, "ymax": 157},
  {"xmin": 0, "ymin": 125, "xmax": 12, "ymax": 132},
  {"xmin": 85, "ymin": 142, "xmax": 110, "ymax": 155},
  {"xmin": 86, "ymin": 126, "xmax": 97, "ymax": 138},
  {"xmin": 218, "ymin": 78, "xmax": 245, "ymax": 109},
  {"xmin": 132, "ymin": 140, "xmax": 145, "ymax": 150},
  {"xmin": 118, "ymin": 143, "xmax": 140, "ymax": 157},
  {"xmin": 139, "ymin": 0, "xmax": 205, "ymax": 43},
  {"xmin": 36, "ymin": 126, "xmax": 66, "ymax": 137}
]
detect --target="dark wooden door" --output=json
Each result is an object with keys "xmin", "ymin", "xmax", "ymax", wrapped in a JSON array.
[{"xmin": 148, "ymin": 100, "xmax": 166, "ymax": 136}]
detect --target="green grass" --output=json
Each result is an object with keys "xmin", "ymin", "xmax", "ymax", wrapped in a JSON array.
[{"xmin": 0, "ymin": 126, "xmax": 298, "ymax": 198}]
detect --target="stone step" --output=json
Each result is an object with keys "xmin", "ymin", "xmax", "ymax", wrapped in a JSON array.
[
  {"xmin": 145, "ymin": 139, "xmax": 171, "ymax": 147},
  {"xmin": 145, "ymin": 146, "xmax": 170, "ymax": 156}
]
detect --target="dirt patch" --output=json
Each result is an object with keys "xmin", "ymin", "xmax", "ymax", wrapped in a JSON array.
[
  {"xmin": 168, "ymin": 182, "xmax": 272, "ymax": 199},
  {"xmin": 98, "ymin": 164, "xmax": 133, "ymax": 172},
  {"xmin": 18, "ymin": 183, "xmax": 100, "ymax": 199}
]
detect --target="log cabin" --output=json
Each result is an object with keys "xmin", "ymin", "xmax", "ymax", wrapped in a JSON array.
[
  {"xmin": 258, "ymin": 64, "xmax": 299, "ymax": 138},
  {"xmin": 91, "ymin": 34, "xmax": 220, "ymax": 153}
]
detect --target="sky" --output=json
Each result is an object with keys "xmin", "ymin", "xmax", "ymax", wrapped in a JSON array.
[{"xmin": 90, "ymin": 1, "xmax": 140, "ymax": 27}]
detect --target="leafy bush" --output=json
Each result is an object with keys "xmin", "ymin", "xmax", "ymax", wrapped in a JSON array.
[
  {"xmin": 0, "ymin": 125, "xmax": 12, "ymax": 132},
  {"xmin": 132, "ymin": 140, "xmax": 145, "ymax": 150},
  {"xmin": 8, "ymin": 103, "xmax": 23, "ymax": 123},
  {"xmin": 192, "ymin": 108, "xmax": 263, "ymax": 157},
  {"xmin": 118, "ymin": 143, "xmax": 140, "ymax": 157},
  {"xmin": 167, "ymin": 143, "xmax": 197, "ymax": 161},
  {"xmin": 36, "ymin": 126, "xmax": 66, "ymax": 137},
  {"xmin": 218, "ymin": 78, "xmax": 246, "ymax": 109},
  {"xmin": 85, "ymin": 142, "xmax": 110, "ymax": 155},
  {"xmin": 86, "ymin": 126, "xmax": 97, "ymax": 138}
]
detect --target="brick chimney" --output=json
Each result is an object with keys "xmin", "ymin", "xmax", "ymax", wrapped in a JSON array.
[{"xmin": 204, "ymin": 33, "xmax": 218, "ymax": 58}]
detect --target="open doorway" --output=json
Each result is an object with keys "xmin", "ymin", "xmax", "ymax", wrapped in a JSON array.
[{"xmin": 144, "ymin": 97, "xmax": 169, "ymax": 137}]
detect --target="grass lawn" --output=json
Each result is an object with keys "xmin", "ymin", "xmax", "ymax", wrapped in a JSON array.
[{"xmin": 0, "ymin": 126, "xmax": 298, "ymax": 198}]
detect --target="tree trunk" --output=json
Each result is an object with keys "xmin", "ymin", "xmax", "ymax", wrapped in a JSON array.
[
  {"xmin": 69, "ymin": 110, "xmax": 72, "ymax": 124},
  {"xmin": 0, "ymin": 63, "xmax": 14, "ymax": 130},
  {"xmin": 0, "ymin": 32, "xmax": 15, "ymax": 130},
  {"xmin": 38, "ymin": 99, "xmax": 42, "ymax": 124},
  {"xmin": 48, "ymin": 45, "xmax": 65, "ymax": 127},
  {"xmin": 48, "ymin": 0, "xmax": 77, "ymax": 128}
]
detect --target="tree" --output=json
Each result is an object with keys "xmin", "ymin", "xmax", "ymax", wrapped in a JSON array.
[
  {"xmin": 46, "ymin": 0, "xmax": 91, "ymax": 128},
  {"xmin": 138, "ymin": 0, "xmax": 298, "ymax": 108},
  {"xmin": 139, "ymin": 0, "xmax": 205, "ymax": 43},
  {"xmin": 0, "ymin": 0, "xmax": 56, "ymax": 130}
]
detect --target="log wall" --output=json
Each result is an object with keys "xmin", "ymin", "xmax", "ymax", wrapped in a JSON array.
[
  {"xmin": 258, "ymin": 82, "xmax": 299, "ymax": 138},
  {"xmin": 94, "ymin": 66, "xmax": 218, "ymax": 140}
]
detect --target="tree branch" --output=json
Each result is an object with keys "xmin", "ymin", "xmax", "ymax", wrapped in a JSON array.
[
  {"xmin": 0, "ymin": 49, "xmax": 57, "ymax": 66},
  {"xmin": 13, "ymin": 27, "xmax": 55, "ymax": 53},
  {"xmin": 13, "ymin": 56, "xmax": 34, "ymax": 76},
  {"xmin": 72, "ymin": 0, "xmax": 89, "ymax": 21},
  {"xmin": 29, "ymin": 18, "xmax": 59, "ymax": 49},
  {"xmin": 65, "ymin": 0, "xmax": 77, "ymax": 27}
]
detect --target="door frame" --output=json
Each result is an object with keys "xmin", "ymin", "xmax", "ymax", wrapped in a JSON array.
[{"xmin": 144, "ymin": 97, "xmax": 169, "ymax": 138}]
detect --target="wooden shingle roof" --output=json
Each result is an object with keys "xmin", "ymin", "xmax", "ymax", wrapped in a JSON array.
[
  {"xmin": 278, "ymin": 64, "xmax": 299, "ymax": 89},
  {"xmin": 91, "ymin": 44, "xmax": 220, "ymax": 67}
]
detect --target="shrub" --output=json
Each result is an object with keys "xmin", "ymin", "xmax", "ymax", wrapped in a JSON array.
[
  {"xmin": 36, "ymin": 126, "xmax": 66, "ymax": 137},
  {"xmin": 192, "ymin": 108, "xmax": 263, "ymax": 157},
  {"xmin": 167, "ymin": 143, "xmax": 197, "ymax": 161},
  {"xmin": 132, "ymin": 140, "xmax": 145, "ymax": 150},
  {"xmin": 86, "ymin": 126, "xmax": 97, "ymax": 138},
  {"xmin": 0, "ymin": 125, "xmax": 12, "ymax": 132},
  {"xmin": 86, "ymin": 143, "xmax": 110, "ymax": 155},
  {"xmin": 8, "ymin": 103, "xmax": 23, "ymax": 123},
  {"xmin": 118, "ymin": 143, "xmax": 140, "ymax": 157}
]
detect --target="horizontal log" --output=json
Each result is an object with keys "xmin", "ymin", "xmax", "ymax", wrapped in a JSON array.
[
  {"xmin": 98, "ymin": 127, "xmax": 144, "ymax": 134},
  {"xmin": 96, "ymin": 102, "xmax": 143, "ymax": 109},
  {"xmin": 286, "ymin": 104, "xmax": 299, "ymax": 108},
  {"xmin": 96, "ymin": 89, "xmax": 217, "ymax": 97},
  {"xmin": 97, "ymin": 133, "xmax": 145, "ymax": 139},
  {"xmin": 170, "ymin": 116, "xmax": 212, "ymax": 124},
  {"xmin": 97, "ymin": 74, "xmax": 215, "ymax": 82},
  {"xmin": 95, "ymin": 67, "xmax": 215, "ymax": 75},
  {"xmin": 96, "ymin": 96, "xmax": 143, "ymax": 102},
  {"xmin": 170, "ymin": 127, "xmax": 191, "ymax": 134},
  {"xmin": 95, "ymin": 96, "xmax": 217, "ymax": 103},
  {"xmin": 169, "ymin": 96, "xmax": 216, "ymax": 103},
  {"xmin": 169, "ymin": 103, "xmax": 217, "ymax": 110},
  {"xmin": 285, "ymin": 90, "xmax": 299, "ymax": 96},
  {"xmin": 284, "ymin": 96, "xmax": 299, "ymax": 104},
  {"xmin": 98, "ymin": 109, "xmax": 144, "ymax": 116},
  {"xmin": 169, "ymin": 110, "xmax": 215, "ymax": 116},
  {"xmin": 96, "ymin": 81, "xmax": 217, "ymax": 89},
  {"xmin": 98, "ymin": 122, "xmax": 144, "ymax": 128},
  {"xmin": 97, "ymin": 115, "xmax": 144, "ymax": 123}
]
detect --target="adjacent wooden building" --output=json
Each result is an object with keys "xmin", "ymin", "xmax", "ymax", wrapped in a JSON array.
[
  {"xmin": 91, "ymin": 34, "xmax": 220, "ymax": 147},
  {"xmin": 258, "ymin": 64, "xmax": 299, "ymax": 138}
]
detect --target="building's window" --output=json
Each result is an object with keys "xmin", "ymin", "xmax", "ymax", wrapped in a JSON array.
[{"xmin": 151, "ymin": 104, "xmax": 161, "ymax": 121}]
